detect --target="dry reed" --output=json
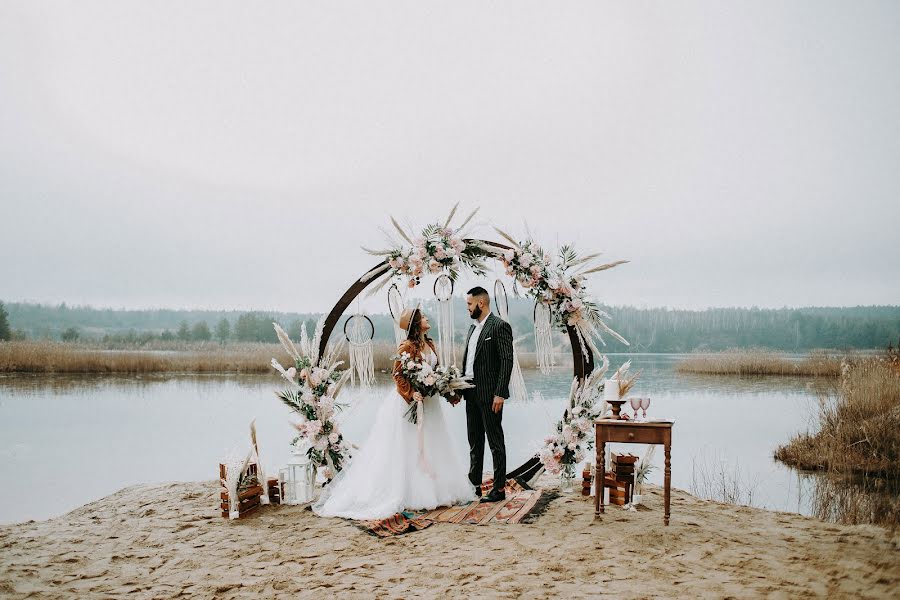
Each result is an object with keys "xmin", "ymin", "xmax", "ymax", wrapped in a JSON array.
[
  {"xmin": 775, "ymin": 358, "xmax": 900, "ymax": 477},
  {"xmin": 675, "ymin": 348, "xmax": 843, "ymax": 377}
]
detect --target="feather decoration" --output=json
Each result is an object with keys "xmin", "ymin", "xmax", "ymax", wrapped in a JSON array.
[
  {"xmin": 390, "ymin": 216, "xmax": 414, "ymax": 245},
  {"xmin": 578, "ymin": 260, "xmax": 630, "ymax": 275},
  {"xmin": 593, "ymin": 318, "xmax": 630, "ymax": 346},
  {"xmin": 443, "ymin": 202, "xmax": 459, "ymax": 228},
  {"xmin": 570, "ymin": 251, "xmax": 604, "ymax": 266},
  {"xmin": 361, "ymin": 246, "xmax": 393, "ymax": 256},
  {"xmin": 360, "ymin": 263, "xmax": 390, "ymax": 283},
  {"xmin": 273, "ymin": 323, "xmax": 301, "ymax": 361},
  {"xmin": 492, "ymin": 226, "xmax": 522, "ymax": 250},
  {"xmin": 310, "ymin": 316, "xmax": 326, "ymax": 365},
  {"xmin": 363, "ymin": 270, "xmax": 394, "ymax": 298},
  {"xmin": 457, "ymin": 207, "xmax": 480, "ymax": 231}
]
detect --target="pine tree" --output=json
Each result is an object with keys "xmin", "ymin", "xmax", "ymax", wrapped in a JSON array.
[
  {"xmin": 215, "ymin": 318, "xmax": 231, "ymax": 343},
  {"xmin": 0, "ymin": 302, "xmax": 10, "ymax": 341}
]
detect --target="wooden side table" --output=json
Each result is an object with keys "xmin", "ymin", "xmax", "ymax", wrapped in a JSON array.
[{"xmin": 594, "ymin": 420, "xmax": 673, "ymax": 525}]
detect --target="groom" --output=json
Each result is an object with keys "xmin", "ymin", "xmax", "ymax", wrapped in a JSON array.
[{"xmin": 461, "ymin": 286, "xmax": 514, "ymax": 502}]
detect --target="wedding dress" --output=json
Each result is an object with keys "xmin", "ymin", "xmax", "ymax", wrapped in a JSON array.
[{"xmin": 313, "ymin": 349, "xmax": 475, "ymax": 520}]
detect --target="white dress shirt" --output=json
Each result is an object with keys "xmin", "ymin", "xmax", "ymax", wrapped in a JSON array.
[{"xmin": 464, "ymin": 311, "xmax": 491, "ymax": 377}]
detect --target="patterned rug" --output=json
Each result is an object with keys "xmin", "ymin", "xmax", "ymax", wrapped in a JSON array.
[{"xmin": 356, "ymin": 479, "xmax": 559, "ymax": 537}]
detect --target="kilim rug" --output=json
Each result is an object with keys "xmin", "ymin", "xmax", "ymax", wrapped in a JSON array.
[{"xmin": 355, "ymin": 478, "xmax": 560, "ymax": 537}]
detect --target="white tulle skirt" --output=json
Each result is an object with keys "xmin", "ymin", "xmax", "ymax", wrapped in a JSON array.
[{"xmin": 313, "ymin": 391, "xmax": 476, "ymax": 520}]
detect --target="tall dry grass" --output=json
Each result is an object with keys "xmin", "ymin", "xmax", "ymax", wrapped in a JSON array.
[
  {"xmin": 0, "ymin": 341, "xmax": 285, "ymax": 374},
  {"xmin": 676, "ymin": 348, "xmax": 843, "ymax": 377},
  {"xmin": 775, "ymin": 358, "xmax": 900, "ymax": 477},
  {"xmin": 0, "ymin": 340, "xmax": 452, "ymax": 374}
]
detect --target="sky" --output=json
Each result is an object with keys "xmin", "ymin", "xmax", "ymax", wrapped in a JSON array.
[{"xmin": 2, "ymin": 1, "xmax": 899, "ymax": 313}]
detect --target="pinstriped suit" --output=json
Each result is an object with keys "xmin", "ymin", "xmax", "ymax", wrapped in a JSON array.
[{"xmin": 461, "ymin": 313, "xmax": 514, "ymax": 493}]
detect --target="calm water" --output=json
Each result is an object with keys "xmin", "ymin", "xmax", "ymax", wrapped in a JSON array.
[{"xmin": 0, "ymin": 355, "xmax": 827, "ymax": 524}]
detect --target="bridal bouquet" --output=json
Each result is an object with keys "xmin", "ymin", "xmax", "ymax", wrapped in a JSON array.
[{"xmin": 394, "ymin": 352, "xmax": 474, "ymax": 423}]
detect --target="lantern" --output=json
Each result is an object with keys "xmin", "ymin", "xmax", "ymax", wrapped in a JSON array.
[{"xmin": 279, "ymin": 452, "xmax": 317, "ymax": 505}]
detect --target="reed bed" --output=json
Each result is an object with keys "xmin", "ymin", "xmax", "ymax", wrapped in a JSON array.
[
  {"xmin": 0, "ymin": 341, "xmax": 283, "ymax": 374},
  {"xmin": 1, "ymin": 340, "xmax": 552, "ymax": 374},
  {"xmin": 675, "ymin": 348, "xmax": 843, "ymax": 377},
  {"xmin": 775, "ymin": 358, "xmax": 900, "ymax": 478}
]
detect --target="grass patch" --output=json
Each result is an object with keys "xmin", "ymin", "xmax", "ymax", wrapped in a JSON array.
[
  {"xmin": 775, "ymin": 357, "xmax": 900, "ymax": 477},
  {"xmin": 675, "ymin": 348, "xmax": 843, "ymax": 377}
]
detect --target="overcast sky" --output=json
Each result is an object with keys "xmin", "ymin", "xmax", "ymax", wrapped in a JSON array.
[{"xmin": 2, "ymin": 1, "xmax": 898, "ymax": 313}]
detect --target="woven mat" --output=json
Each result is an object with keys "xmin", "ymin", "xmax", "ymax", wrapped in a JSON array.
[{"xmin": 356, "ymin": 479, "xmax": 559, "ymax": 537}]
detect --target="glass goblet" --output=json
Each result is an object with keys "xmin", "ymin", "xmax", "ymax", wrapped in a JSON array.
[
  {"xmin": 640, "ymin": 396, "xmax": 651, "ymax": 419},
  {"xmin": 629, "ymin": 396, "xmax": 642, "ymax": 420}
]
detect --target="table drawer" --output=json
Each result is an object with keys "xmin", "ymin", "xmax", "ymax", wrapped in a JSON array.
[{"xmin": 598, "ymin": 426, "xmax": 669, "ymax": 445}]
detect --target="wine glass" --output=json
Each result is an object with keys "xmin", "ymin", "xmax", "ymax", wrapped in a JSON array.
[
  {"xmin": 640, "ymin": 396, "xmax": 651, "ymax": 420},
  {"xmin": 629, "ymin": 396, "xmax": 642, "ymax": 420}
]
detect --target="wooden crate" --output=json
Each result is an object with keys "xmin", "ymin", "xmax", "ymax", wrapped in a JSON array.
[
  {"xmin": 267, "ymin": 477, "xmax": 281, "ymax": 504},
  {"xmin": 220, "ymin": 484, "xmax": 264, "ymax": 518}
]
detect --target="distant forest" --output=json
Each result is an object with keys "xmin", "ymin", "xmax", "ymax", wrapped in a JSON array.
[{"xmin": 3, "ymin": 300, "xmax": 899, "ymax": 353}]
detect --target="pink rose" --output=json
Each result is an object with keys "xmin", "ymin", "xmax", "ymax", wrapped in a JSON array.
[
  {"xmin": 429, "ymin": 258, "xmax": 441, "ymax": 273},
  {"xmin": 408, "ymin": 278, "xmax": 417, "ymax": 288},
  {"xmin": 433, "ymin": 246, "xmax": 446, "ymax": 259}
]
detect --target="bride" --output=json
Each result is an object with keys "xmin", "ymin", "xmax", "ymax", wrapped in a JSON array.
[{"xmin": 313, "ymin": 306, "xmax": 476, "ymax": 519}]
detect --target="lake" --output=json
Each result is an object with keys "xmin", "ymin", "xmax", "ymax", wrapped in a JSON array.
[{"xmin": 0, "ymin": 354, "xmax": 829, "ymax": 524}]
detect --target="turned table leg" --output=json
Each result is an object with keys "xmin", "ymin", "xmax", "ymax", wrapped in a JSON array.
[
  {"xmin": 597, "ymin": 437, "xmax": 606, "ymax": 516},
  {"xmin": 664, "ymin": 441, "xmax": 671, "ymax": 526}
]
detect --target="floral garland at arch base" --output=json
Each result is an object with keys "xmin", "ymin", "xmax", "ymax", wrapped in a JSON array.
[{"xmin": 270, "ymin": 321, "xmax": 352, "ymax": 482}]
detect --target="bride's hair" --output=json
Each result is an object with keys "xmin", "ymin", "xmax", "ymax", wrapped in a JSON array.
[{"xmin": 405, "ymin": 307, "xmax": 433, "ymax": 347}]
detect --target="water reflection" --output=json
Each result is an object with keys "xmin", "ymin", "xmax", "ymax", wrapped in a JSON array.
[
  {"xmin": 804, "ymin": 472, "xmax": 900, "ymax": 527},
  {"xmin": 0, "ymin": 354, "xmax": 881, "ymax": 526}
]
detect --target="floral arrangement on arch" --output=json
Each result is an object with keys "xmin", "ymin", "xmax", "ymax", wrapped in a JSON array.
[
  {"xmin": 538, "ymin": 358, "xmax": 610, "ymax": 477},
  {"xmin": 493, "ymin": 228, "xmax": 630, "ymax": 356},
  {"xmin": 270, "ymin": 319, "xmax": 352, "ymax": 482},
  {"xmin": 363, "ymin": 204, "xmax": 494, "ymax": 289}
]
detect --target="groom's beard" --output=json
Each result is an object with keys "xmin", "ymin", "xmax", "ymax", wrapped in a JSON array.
[{"xmin": 469, "ymin": 306, "xmax": 482, "ymax": 320}]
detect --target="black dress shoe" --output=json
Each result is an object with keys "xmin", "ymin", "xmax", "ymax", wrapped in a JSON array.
[
  {"xmin": 474, "ymin": 486, "xmax": 482, "ymax": 498},
  {"xmin": 483, "ymin": 490, "xmax": 506, "ymax": 503}
]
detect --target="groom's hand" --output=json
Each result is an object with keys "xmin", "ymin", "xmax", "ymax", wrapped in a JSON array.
[{"xmin": 492, "ymin": 396, "xmax": 504, "ymax": 414}]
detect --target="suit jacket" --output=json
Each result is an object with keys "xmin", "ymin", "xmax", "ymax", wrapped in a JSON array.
[
  {"xmin": 461, "ymin": 313, "xmax": 514, "ymax": 403},
  {"xmin": 392, "ymin": 338, "xmax": 438, "ymax": 404}
]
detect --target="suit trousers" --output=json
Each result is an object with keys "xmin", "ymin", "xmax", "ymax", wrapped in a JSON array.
[{"xmin": 464, "ymin": 389, "xmax": 506, "ymax": 494}]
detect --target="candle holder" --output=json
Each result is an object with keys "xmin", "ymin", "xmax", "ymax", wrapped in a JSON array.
[{"xmin": 608, "ymin": 399, "xmax": 626, "ymax": 419}]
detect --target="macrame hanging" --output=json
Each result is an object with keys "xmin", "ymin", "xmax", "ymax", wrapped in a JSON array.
[
  {"xmin": 387, "ymin": 283, "xmax": 406, "ymax": 346},
  {"xmin": 433, "ymin": 274, "xmax": 456, "ymax": 366},
  {"xmin": 494, "ymin": 279, "xmax": 530, "ymax": 403},
  {"xmin": 533, "ymin": 301, "xmax": 556, "ymax": 375},
  {"xmin": 344, "ymin": 308, "xmax": 375, "ymax": 387}
]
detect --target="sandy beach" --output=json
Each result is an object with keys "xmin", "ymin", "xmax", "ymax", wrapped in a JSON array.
[{"xmin": 1, "ymin": 480, "xmax": 897, "ymax": 600}]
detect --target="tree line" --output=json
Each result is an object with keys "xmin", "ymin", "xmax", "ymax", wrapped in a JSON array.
[{"xmin": 1, "ymin": 300, "xmax": 898, "ymax": 352}]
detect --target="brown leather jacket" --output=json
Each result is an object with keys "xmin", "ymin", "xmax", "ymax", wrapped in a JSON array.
[{"xmin": 393, "ymin": 338, "xmax": 437, "ymax": 404}]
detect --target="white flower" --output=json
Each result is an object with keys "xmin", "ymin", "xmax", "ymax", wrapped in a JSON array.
[
  {"xmin": 548, "ymin": 277, "xmax": 561, "ymax": 290},
  {"xmin": 301, "ymin": 391, "xmax": 315, "ymax": 405},
  {"xmin": 503, "ymin": 249, "xmax": 515, "ymax": 262},
  {"xmin": 306, "ymin": 420, "xmax": 323, "ymax": 437},
  {"xmin": 571, "ymin": 405, "xmax": 583, "ymax": 416},
  {"xmin": 567, "ymin": 442, "xmax": 577, "ymax": 451},
  {"xmin": 423, "ymin": 374, "xmax": 436, "ymax": 386},
  {"xmin": 519, "ymin": 252, "xmax": 533, "ymax": 267},
  {"xmin": 329, "ymin": 432, "xmax": 340, "ymax": 444}
]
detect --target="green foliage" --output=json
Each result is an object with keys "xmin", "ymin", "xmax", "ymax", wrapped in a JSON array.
[
  {"xmin": 191, "ymin": 321, "xmax": 211, "ymax": 341},
  {"xmin": 0, "ymin": 302, "xmax": 10, "ymax": 341},
  {"xmin": 215, "ymin": 318, "xmax": 231, "ymax": 343},
  {"xmin": 61, "ymin": 327, "xmax": 80, "ymax": 342},
  {"xmin": 177, "ymin": 321, "xmax": 191, "ymax": 341}
]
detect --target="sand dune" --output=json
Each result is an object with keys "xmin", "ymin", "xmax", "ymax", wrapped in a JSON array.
[{"xmin": 1, "ymin": 480, "xmax": 898, "ymax": 599}]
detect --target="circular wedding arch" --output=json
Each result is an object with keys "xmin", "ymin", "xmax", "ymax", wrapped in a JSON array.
[{"xmin": 316, "ymin": 238, "xmax": 596, "ymax": 480}]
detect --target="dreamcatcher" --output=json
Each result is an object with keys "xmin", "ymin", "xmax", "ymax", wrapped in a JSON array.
[
  {"xmin": 387, "ymin": 283, "xmax": 406, "ymax": 346},
  {"xmin": 344, "ymin": 306, "xmax": 375, "ymax": 387},
  {"xmin": 533, "ymin": 301, "xmax": 556, "ymax": 374},
  {"xmin": 434, "ymin": 274, "xmax": 456, "ymax": 366},
  {"xmin": 494, "ymin": 279, "xmax": 530, "ymax": 403}
]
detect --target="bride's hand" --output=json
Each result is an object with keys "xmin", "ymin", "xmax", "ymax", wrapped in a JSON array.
[{"xmin": 412, "ymin": 391, "xmax": 424, "ymax": 402}]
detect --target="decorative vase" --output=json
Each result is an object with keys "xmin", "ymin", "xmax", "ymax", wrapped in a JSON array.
[{"xmin": 559, "ymin": 463, "xmax": 577, "ymax": 493}]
